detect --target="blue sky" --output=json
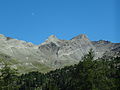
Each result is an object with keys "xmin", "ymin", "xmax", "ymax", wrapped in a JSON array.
[{"xmin": 0, "ymin": 0, "xmax": 119, "ymax": 44}]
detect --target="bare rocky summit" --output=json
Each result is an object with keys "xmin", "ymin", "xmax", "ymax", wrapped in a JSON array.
[{"xmin": 0, "ymin": 34, "xmax": 120, "ymax": 73}]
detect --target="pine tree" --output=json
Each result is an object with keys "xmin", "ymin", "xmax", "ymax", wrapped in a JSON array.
[{"xmin": 0, "ymin": 63, "xmax": 19, "ymax": 89}]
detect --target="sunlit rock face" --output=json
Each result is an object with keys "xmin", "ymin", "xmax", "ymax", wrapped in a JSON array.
[{"xmin": 0, "ymin": 34, "xmax": 120, "ymax": 70}]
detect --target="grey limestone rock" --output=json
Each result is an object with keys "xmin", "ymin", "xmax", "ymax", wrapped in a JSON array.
[{"xmin": 0, "ymin": 34, "xmax": 120, "ymax": 71}]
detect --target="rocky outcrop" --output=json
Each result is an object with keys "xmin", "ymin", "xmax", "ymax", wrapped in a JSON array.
[{"xmin": 92, "ymin": 40, "xmax": 120, "ymax": 58}]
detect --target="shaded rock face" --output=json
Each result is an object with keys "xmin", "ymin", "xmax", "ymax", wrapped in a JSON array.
[
  {"xmin": 92, "ymin": 40, "xmax": 120, "ymax": 58},
  {"xmin": 0, "ymin": 34, "xmax": 120, "ymax": 70}
]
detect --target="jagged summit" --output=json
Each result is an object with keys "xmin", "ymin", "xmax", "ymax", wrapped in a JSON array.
[
  {"xmin": 71, "ymin": 34, "xmax": 88, "ymax": 40},
  {"xmin": 40, "ymin": 35, "xmax": 61, "ymax": 46},
  {"xmin": 97, "ymin": 40, "xmax": 111, "ymax": 44},
  {"xmin": 0, "ymin": 34, "xmax": 6, "ymax": 39},
  {"xmin": 0, "ymin": 34, "xmax": 5, "ymax": 37},
  {"xmin": 47, "ymin": 35, "xmax": 59, "ymax": 41},
  {"xmin": 0, "ymin": 34, "xmax": 14, "ymax": 40}
]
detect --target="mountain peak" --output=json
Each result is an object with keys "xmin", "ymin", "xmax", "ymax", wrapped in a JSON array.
[
  {"xmin": 79, "ymin": 34, "xmax": 87, "ymax": 38},
  {"xmin": 0, "ymin": 34, "xmax": 5, "ymax": 37},
  {"xmin": 71, "ymin": 34, "xmax": 88, "ymax": 40},
  {"xmin": 0, "ymin": 34, "xmax": 6, "ymax": 39},
  {"xmin": 47, "ymin": 35, "xmax": 60, "ymax": 42},
  {"xmin": 40, "ymin": 35, "xmax": 60, "ymax": 46},
  {"xmin": 48, "ymin": 35, "xmax": 57, "ymax": 40}
]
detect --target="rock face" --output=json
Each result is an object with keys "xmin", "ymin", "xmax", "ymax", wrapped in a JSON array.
[{"xmin": 0, "ymin": 34, "xmax": 120, "ymax": 72}]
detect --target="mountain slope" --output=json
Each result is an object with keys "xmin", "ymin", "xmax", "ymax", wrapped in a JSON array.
[{"xmin": 0, "ymin": 34, "xmax": 120, "ymax": 73}]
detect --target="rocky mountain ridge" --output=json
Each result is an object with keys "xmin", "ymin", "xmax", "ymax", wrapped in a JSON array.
[{"xmin": 0, "ymin": 34, "xmax": 120, "ymax": 73}]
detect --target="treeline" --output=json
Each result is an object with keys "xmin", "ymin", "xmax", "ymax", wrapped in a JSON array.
[{"xmin": 0, "ymin": 50, "xmax": 120, "ymax": 90}]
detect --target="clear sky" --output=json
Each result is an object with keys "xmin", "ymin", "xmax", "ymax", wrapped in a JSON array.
[{"xmin": 0, "ymin": 0, "xmax": 119, "ymax": 44}]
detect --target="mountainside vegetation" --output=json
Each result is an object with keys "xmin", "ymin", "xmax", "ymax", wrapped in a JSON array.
[
  {"xmin": 0, "ymin": 50, "xmax": 120, "ymax": 90},
  {"xmin": 0, "ymin": 52, "xmax": 52, "ymax": 74}
]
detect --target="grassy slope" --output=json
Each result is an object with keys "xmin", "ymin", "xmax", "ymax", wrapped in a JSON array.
[{"xmin": 0, "ymin": 52, "xmax": 52, "ymax": 74}]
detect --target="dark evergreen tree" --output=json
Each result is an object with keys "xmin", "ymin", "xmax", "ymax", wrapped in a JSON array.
[{"xmin": 0, "ymin": 63, "xmax": 19, "ymax": 90}]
